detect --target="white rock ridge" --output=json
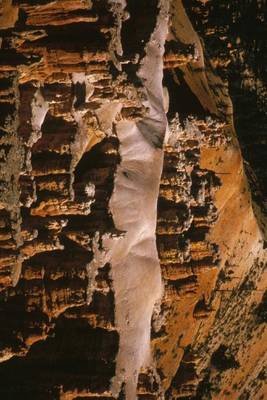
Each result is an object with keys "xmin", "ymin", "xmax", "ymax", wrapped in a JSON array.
[{"xmin": 107, "ymin": 1, "xmax": 170, "ymax": 398}]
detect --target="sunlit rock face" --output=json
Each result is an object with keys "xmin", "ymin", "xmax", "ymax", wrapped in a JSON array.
[{"xmin": 0, "ymin": 1, "xmax": 266, "ymax": 399}]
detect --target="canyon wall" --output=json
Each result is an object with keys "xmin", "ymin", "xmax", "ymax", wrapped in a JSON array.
[{"xmin": 0, "ymin": 1, "xmax": 266, "ymax": 399}]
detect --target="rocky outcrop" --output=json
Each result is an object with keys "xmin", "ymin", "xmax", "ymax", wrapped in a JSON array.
[{"xmin": 0, "ymin": 1, "xmax": 266, "ymax": 399}]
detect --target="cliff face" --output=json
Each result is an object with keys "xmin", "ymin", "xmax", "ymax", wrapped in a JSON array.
[{"xmin": 0, "ymin": 1, "xmax": 266, "ymax": 399}]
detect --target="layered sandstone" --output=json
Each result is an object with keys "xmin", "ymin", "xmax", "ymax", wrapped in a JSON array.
[{"xmin": 0, "ymin": 1, "xmax": 266, "ymax": 399}]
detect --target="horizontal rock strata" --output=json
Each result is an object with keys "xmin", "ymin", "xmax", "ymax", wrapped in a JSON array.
[{"xmin": 0, "ymin": 1, "xmax": 266, "ymax": 399}]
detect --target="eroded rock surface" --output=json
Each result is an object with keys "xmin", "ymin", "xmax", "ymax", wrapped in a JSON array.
[{"xmin": 0, "ymin": 1, "xmax": 266, "ymax": 399}]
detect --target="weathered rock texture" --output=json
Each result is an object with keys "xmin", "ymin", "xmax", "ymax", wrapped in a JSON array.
[{"xmin": 0, "ymin": 1, "xmax": 266, "ymax": 399}]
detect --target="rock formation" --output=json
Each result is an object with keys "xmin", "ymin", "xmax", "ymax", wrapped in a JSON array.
[{"xmin": 0, "ymin": 1, "xmax": 266, "ymax": 399}]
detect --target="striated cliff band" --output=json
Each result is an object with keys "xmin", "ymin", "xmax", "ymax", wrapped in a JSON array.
[{"xmin": 0, "ymin": 1, "xmax": 266, "ymax": 399}]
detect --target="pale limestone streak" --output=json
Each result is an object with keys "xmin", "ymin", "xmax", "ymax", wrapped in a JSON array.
[{"xmin": 108, "ymin": 1, "xmax": 170, "ymax": 399}]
